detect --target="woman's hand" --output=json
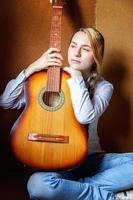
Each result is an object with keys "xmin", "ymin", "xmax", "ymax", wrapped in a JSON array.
[
  {"xmin": 63, "ymin": 67, "xmax": 82, "ymax": 78},
  {"xmin": 25, "ymin": 48, "xmax": 63, "ymax": 78}
]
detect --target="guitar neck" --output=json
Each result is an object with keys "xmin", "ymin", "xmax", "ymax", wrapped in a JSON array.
[
  {"xmin": 50, "ymin": 5, "xmax": 63, "ymax": 49},
  {"xmin": 47, "ymin": 5, "xmax": 63, "ymax": 92}
]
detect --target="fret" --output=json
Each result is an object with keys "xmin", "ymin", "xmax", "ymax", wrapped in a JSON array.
[
  {"xmin": 50, "ymin": 10, "xmax": 62, "ymax": 49},
  {"xmin": 47, "ymin": 67, "xmax": 61, "ymax": 92},
  {"xmin": 46, "ymin": 5, "xmax": 63, "ymax": 92}
]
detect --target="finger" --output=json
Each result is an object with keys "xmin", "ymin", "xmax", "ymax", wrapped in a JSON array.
[
  {"xmin": 46, "ymin": 48, "xmax": 60, "ymax": 54},
  {"xmin": 48, "ymin": 62, "xmax": 63, "ymax": 67},
  {"xmin": 49, "ymin": 53, "xmax": 63, "ymax": 60},
  {"xmin": 48, "ymin": 59, "xmax": 63, "ymax": 66},
  {"xmin": 63, "ymin": 67, "xmax": 67, "ymax": 71},
  {"xmin": 63, "ymin": 67, "xmax": 71, "ymax": 72},
  {"xmin": 49, "ymin": 57, "xmax": 62, "ymax": 63}
]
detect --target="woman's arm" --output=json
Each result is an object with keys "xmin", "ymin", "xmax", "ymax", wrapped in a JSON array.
[
  {"xmin": 0, "ymin": 48, "xmax": 63, "ymax": 110},
  {"xmin": 66, "ymin": 74, "xmax": 113, "ymax": 124},
  {"xmin": 0, "ymin": 71, "xmax": 26, "ymax": 109}
]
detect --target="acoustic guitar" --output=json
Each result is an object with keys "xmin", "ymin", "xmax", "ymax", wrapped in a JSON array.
[{"xmin": 10, "ymin": 0, "xmax": 88, "ymax": 171}]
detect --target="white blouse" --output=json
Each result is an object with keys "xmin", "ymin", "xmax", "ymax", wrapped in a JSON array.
[{"xmin": 0, "ymin": 70, "xmax": 113, "ymax": 153}]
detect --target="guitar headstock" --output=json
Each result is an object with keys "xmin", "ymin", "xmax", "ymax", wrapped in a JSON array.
[{"xmin": 50, "ymin": 0, "xmax": 66, "ymax": 6}]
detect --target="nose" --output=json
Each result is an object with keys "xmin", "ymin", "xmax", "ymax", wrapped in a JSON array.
[{"xmin": 74, "ymin": 47, "xmax": 81, "ymax": 57}]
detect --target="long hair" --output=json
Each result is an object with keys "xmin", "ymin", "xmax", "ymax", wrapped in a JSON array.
[{"xmin": 78, "ymin": 27, "xmax": 105, "ymax": 98}]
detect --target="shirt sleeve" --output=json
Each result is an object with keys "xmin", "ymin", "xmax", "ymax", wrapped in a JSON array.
[
  {"xmin": 0, "ymin": 70, "xmax": 27, "ymax": 109},
  {"xmin": 67, "ymin": 75, "xmax": 114, "ymax": 124}
]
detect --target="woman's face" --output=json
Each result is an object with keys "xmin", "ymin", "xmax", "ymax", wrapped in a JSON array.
[{"xmin": 68, "ymin": 31, "xmax": 95, "ymax": 76}]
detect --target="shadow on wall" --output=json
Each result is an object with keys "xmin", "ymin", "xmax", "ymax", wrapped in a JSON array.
[
  {"xmin": 0, "ymin": 1, "xmax": 18, "ymax": 170},
  {"xmin": 99, "ymin": 50, "xmax": 131, "ymax": 152},
  {"xmin": 65, "ymin": 0, "xmax": 86, "ymax": 29}
]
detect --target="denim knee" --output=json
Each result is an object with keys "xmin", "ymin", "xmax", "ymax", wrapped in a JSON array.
[{"xmin": 27, "ymin": 172, "xmax": 61, "ymax": 200}]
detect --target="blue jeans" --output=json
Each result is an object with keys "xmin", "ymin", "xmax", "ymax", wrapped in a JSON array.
[{"xmin": 27, "ymin": 153, "xmax": 133, "ymax": 200}]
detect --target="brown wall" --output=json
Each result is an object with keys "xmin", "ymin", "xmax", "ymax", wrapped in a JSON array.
[
  {"xmin": 96, "ymin": 0, "xmax": 133, "ymax": 152},
  {"xmin": 0, "ymin": 0, "xmax": 132, "ymax": 170}
]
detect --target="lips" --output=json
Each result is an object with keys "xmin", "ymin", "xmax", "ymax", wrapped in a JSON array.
[{"xmin": 71, "ymin": 59, "xmax": 81, "ymax": 64}]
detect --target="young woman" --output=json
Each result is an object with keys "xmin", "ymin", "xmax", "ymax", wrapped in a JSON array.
[{"xmin": 1, "ymin": 28, "xmax": 133, "ymax": 200}]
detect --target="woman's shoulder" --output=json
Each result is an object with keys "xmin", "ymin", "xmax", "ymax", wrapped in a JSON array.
[
  {"xmin": 95, "ymin": 77, "xmax": 114, "ymax": 95},
  {"xmin": 97, "ymin": 77, "xmax": 113, "ymax": 88}
]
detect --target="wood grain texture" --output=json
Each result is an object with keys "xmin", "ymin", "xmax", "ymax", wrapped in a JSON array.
[{"xmin": 10, "ymin": 71, "xmax": 88, "ymax": 171}]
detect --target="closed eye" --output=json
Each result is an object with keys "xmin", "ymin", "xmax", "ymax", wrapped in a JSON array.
[
  {"xmin": 70, "ymin": 44, "xmax": 76, "ymax": 48},
  {"xmin": 82, "ymin": 47, "xmax": 90, "ymax": 51}
]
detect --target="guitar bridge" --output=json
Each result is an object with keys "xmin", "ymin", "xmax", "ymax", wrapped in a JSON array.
[{"xmin": 28, "ymin": 133, "xmax": 69, "ymax": 143}]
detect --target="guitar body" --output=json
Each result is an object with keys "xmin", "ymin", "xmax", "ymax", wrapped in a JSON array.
[{"xmin": 10, "ymin": 71, "xmax": 88, "ymax": 171}]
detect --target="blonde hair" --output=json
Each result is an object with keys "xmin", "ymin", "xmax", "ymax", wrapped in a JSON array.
[{"xmin": 78, "ymin": 27, "xmax": 105, "ymax": 98}]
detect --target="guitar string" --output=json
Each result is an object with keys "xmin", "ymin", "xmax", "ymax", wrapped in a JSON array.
[
  {"xmin": 51, "ymin": 8, "xmax": 62, "ymax": 108},
  {"xmin": 44, "ymin": 7, "xmax": 62, "ymax": 135}
]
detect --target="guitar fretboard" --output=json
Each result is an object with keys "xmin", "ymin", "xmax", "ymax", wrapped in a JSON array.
[{"xmin": 47, "ymin": 6, "xmax": 63, "ymax": 92}]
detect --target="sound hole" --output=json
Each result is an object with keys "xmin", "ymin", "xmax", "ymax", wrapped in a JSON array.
[
  {"xmin": 43, "ymin": 92, "xmax": 60, "ymax": 107},
  {"xmin": 38, "ymin": 88, "xmax": 65, "ymax": 112}
]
